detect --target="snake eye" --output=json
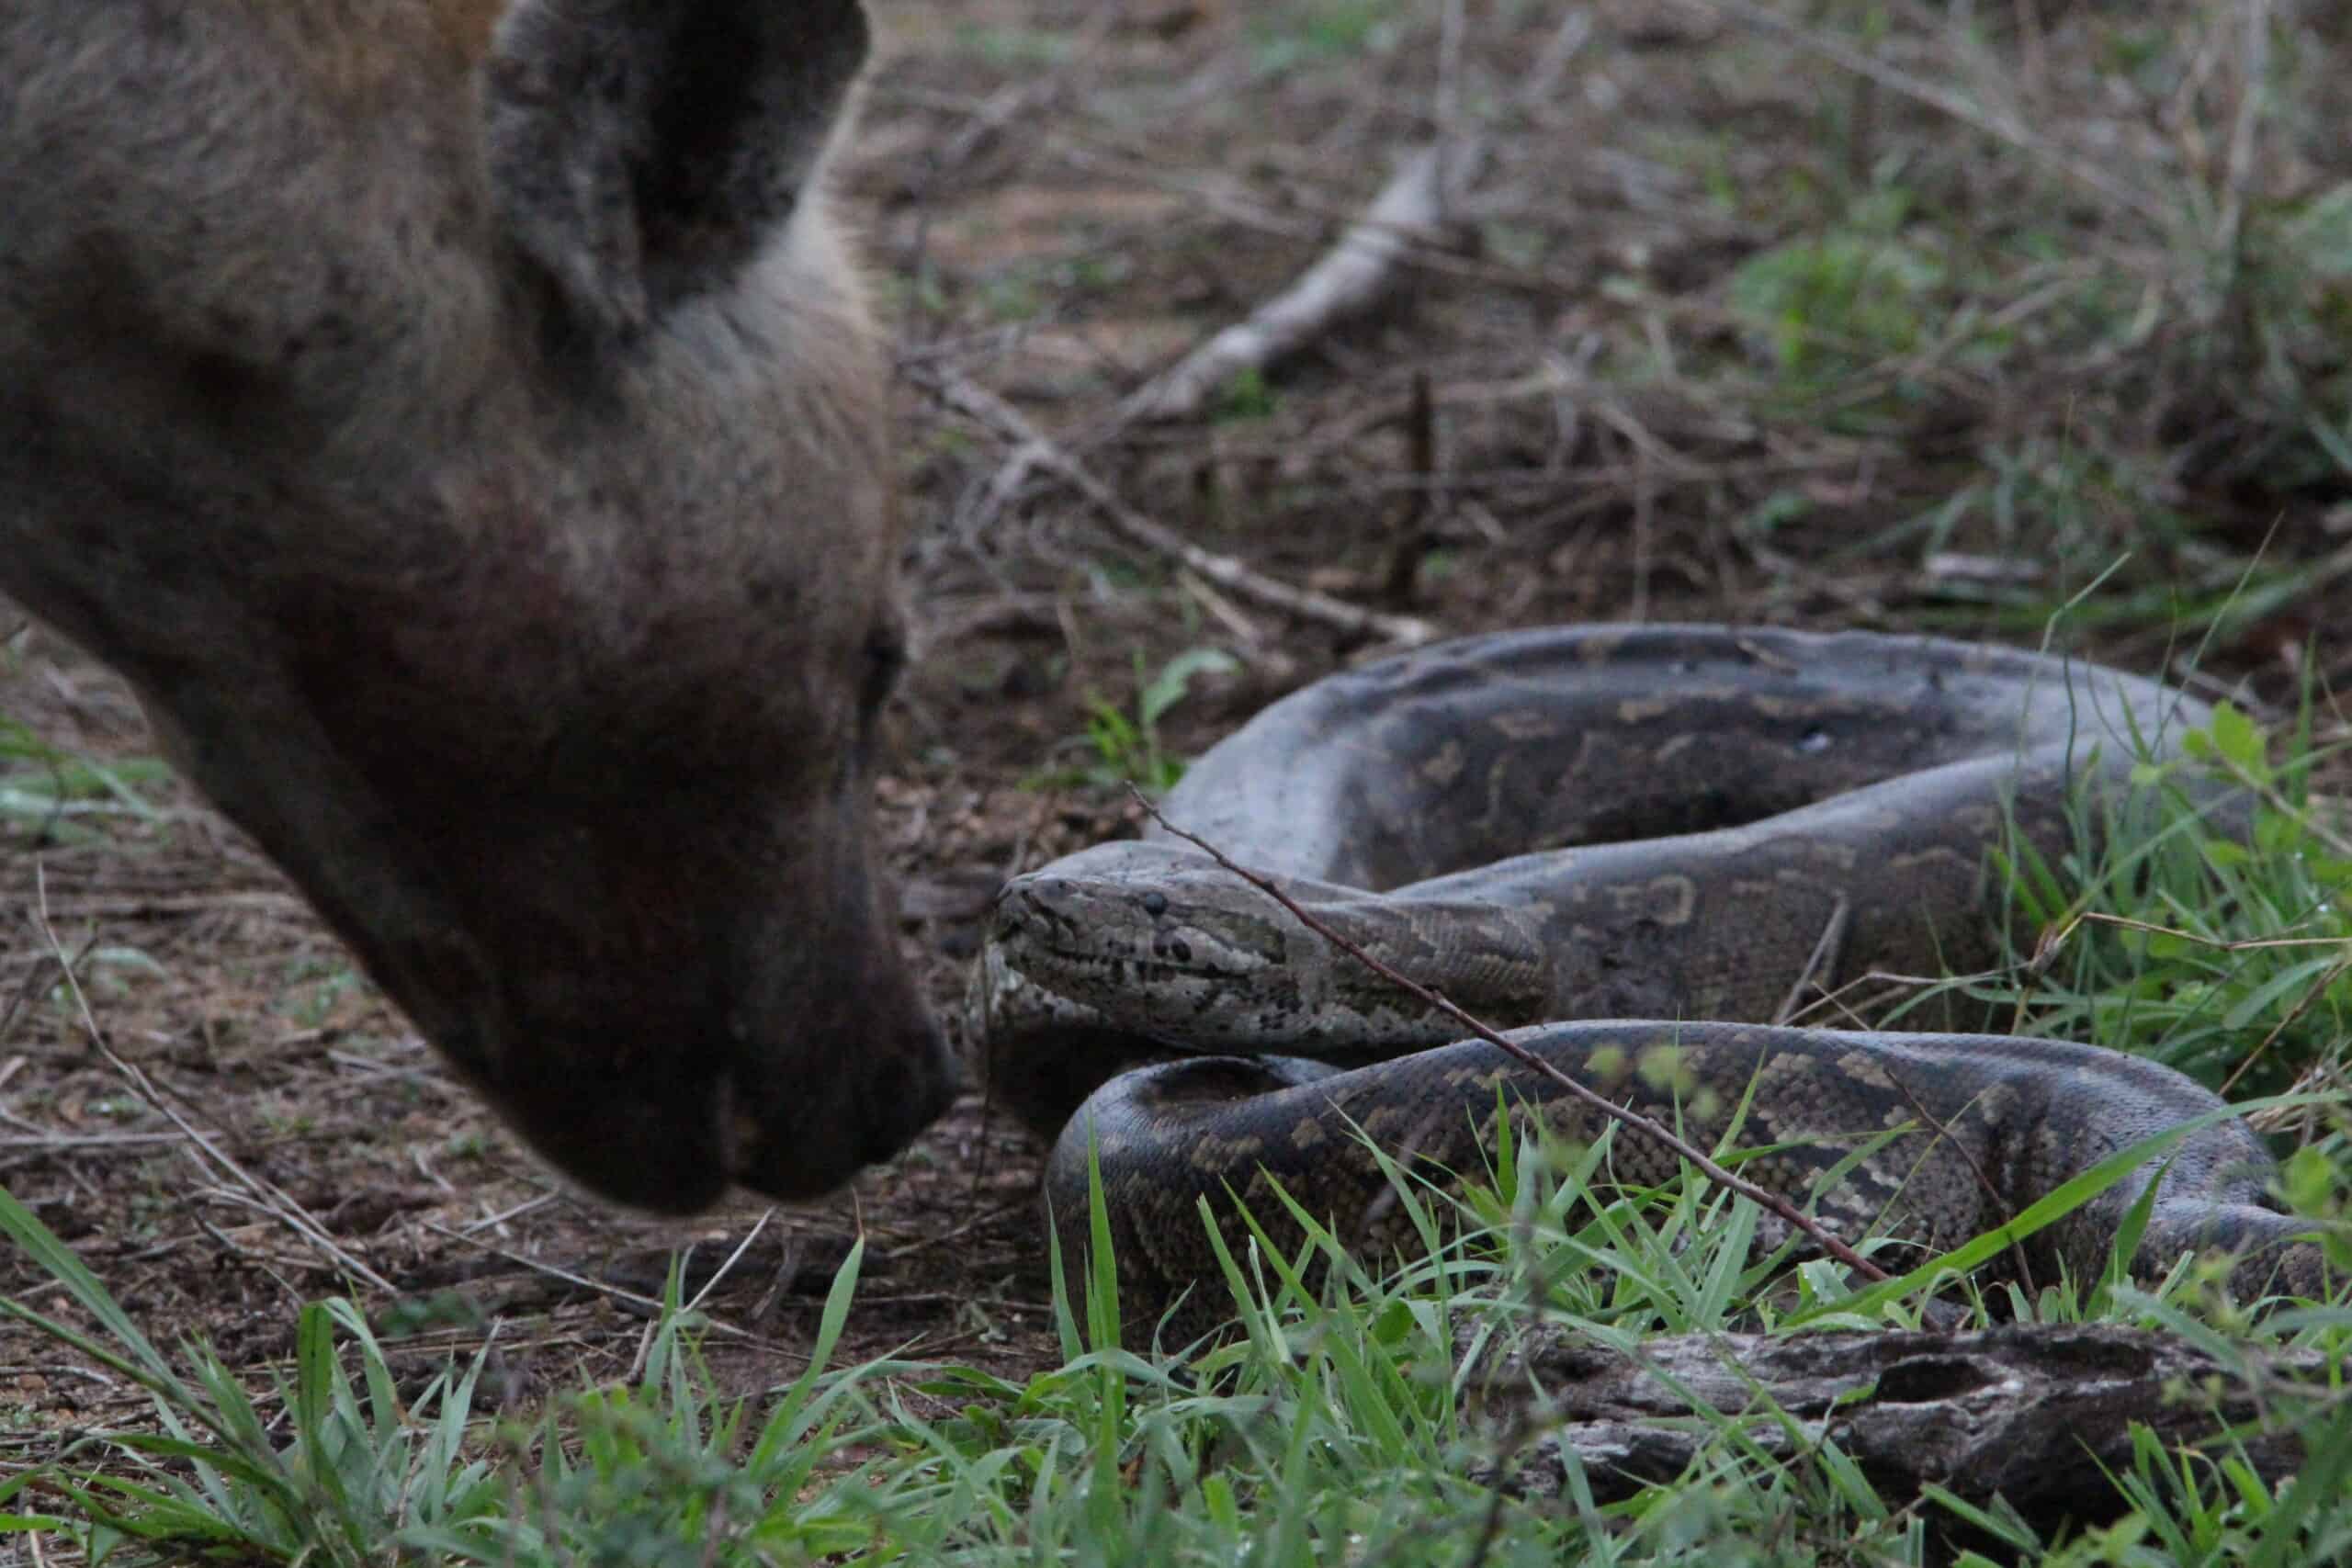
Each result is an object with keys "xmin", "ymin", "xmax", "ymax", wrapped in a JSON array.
[{"xmin": 1140, "ymin": 891, "xmax": 1169, "ymax": 917}]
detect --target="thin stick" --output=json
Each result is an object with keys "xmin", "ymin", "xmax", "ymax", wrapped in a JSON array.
[
  {"xmin": 2219, "ymin": 947, "xmax": 2352, "ymax": 1098},
  {"xmin": 417, "ymin": 1221, "xmax": 784, "ymax": 1352},
  {"xmin": 2208, "ymin": 753, "xmax": 2352, "ymax": 859},
  {"xmin": 32, "ymin": 863, "xmax": 397, "ymax": 1295},
  {"xmin": 1132, "ymin": 791, "xmax": 1894, "ymax": 1282},
  {"xmin": 1773, "ymin": 894, "xmax": 1851, "ymax": 1027},
  {"xmin": 1125, "ymin": 0, "xmax": 1597, "ymax": 428},
  {"xmin": 2211, "ymin": 0, "xmax": 2272, "ymax": 265},
  {"xmin": 954, "ymin": 8, "xmax": 1595, "ymax": 520},
  {"xmin": 929, "ymin": 369, "xmax": 1437, "ymax": 647}
]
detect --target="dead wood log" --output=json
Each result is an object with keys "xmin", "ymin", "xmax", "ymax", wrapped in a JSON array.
[{"xmin": 1467, "ymin": 1325, "xmax": 2330, "ymax": 1518}]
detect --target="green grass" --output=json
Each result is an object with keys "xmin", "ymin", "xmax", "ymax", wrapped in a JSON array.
[
  {"xmin": 5, "ymin": 643, "xmax": 2350, "ymax": 1565},
  {"xmin": 6, "ymin": 692, "xmax": 2351, "ymax": 1562},
  {"xmin": 1655, "ymin": 6, "xmax": 2352, "ymax": 646},
  {"xmin": 4, "ymin": 1085, "xmax": 2346, "ymax": 1563},
  {"xmin": 0, "ymin": 1184, "xmax": 925, "ymax": 1565},
  {"xmin": 1979, "ymin": 699, "xmax": 2352, "ymax": 1099},
  {"xmin": 8, "ymin": 6, "xmax": 2352, "ymax": 1556}
]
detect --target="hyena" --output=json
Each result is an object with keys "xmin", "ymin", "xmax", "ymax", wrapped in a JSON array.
[{"xmin": 0, "ymin": 0, "xmax": 961, "ymax": 1208}]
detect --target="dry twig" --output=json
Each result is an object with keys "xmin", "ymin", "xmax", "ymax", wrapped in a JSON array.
[
  {"xmin": 1119, "ymin": 4, "xmax": 1599, "ymax": 423},
  {"xmin": 2212, "ymin": 0, "xmax": 2272, "ymax": 265},
  {"xmin": 925, "ymin": 368, "xmax": 1437, "ymax": 646},
  {"xmin": 30, "ymin": 863, "xmax": 397, "ymax": 1294}
]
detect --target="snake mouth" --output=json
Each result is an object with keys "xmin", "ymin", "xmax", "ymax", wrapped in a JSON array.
[
  {"xmin": 1021, "ymin": 940, "xmax": 1261, "ymax": 987},
  {"xmin": 994, "ymin": 881, "xmax": 1285, "ymax": 984}
]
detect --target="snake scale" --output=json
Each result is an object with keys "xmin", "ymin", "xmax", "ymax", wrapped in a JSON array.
[{"xmin": 969, "ymin": 625, "xmax": 2334, "ymax": 1334}]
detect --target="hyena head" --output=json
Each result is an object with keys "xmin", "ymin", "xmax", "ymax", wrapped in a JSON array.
[{"xmin": 0, "ymin": 0, "xmax": 960, "ymax": 1208}]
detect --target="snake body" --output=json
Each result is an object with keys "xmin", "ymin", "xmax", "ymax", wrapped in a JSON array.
[{"xmin": 971, "ymin": 625, "xmax": 2329, "ymax": 1332}]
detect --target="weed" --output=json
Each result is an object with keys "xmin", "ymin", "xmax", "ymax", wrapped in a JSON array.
[
  {"xmin": 1961, "ymin": 695, "xmax": 2352, "ymax": 1104},
  {"xmin": 1212, "ymin": 367, "xmax": 1279, "ymax": 423},
  {"xmin": 1248, "ymin": 0, "xmax": 1400, "ymax": 76},
  {"xmin": 1727, "ymin": 194, "xmax": 1949, "ymax": 384},
  {"xmin": 1037, "ymin": 645, "xmax": 1240, "ymax": 795},
  {"xmin": 0, "ymin": 715, "xmax": 172, "ymax": 844}
]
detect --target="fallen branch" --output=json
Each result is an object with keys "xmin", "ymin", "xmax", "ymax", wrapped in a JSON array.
[
  {"xmin": 1122, "ymin": 3, "xmax": 1595, "ymax": 425},
  {"xmin": 926, "ymin": 369, "xmax": 1437, "ymax": 647},
  {"xmin": 1122, "ymin": 140, "xmax": 1487, "ymax": 423},
  {"xmin": 941, "ymin": 8, "xmax": 1589, "ymax": 570},
  {"xmin": 1132, "ymin": 791, "xmax": 1894, "ymax": 1282},
  {"xmin": 1469, "ymin": 1324, "xmax": 2334, "ymax": 1514}
]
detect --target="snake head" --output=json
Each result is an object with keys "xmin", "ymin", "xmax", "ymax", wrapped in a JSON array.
[
  {"xmin": 985, "ymin": 844, "xmax": 1297, "ymax": 1033},
  {"xmin": 980, "ymin": 841, "xmax": 1545, "ymax": 1054}
]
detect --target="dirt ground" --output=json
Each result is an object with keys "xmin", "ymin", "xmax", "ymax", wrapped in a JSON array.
[{"xmin": 6, "ymin": 0, "xmax": 2351, "ymax": 1441}]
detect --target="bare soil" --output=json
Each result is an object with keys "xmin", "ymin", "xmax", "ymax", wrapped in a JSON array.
[{"xmin": 5, "ymin": 0, "xmax": 2349, "ymax": 1445}]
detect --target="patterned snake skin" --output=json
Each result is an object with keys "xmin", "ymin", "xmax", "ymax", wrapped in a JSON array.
[{"xmin": 970, "ymin": 626, "xmax": 2333, "ymax": 1333}]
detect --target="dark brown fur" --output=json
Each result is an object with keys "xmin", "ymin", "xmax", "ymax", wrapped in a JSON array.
[{"xmin": 0, "ymin": 0, "xmax": 959, "ymax": 1207}]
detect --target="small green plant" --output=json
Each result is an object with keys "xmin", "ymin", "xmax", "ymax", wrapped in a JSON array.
[
  {"xmin": 1047, "ymin": 645, "xmax": 1239, "ymax": 795},
  {"xmin": 0, "ymin": 715, "xmax": 173, "ymax": 842},
  {"xmin": 1727, "ymin": 205, "xmax": 1949, "ymax": 384},
  {"xmin": 951, "ymin": 23, "xmax": 1075, "ymax": 69},
  {"xmin": 0, "ymin": 1179, "xmax": 508, "ymax": 1565},
  {"xmin": 274, "ymin": 961, "xmax": 370, "ymax": 1031},
  {"xmin": 975, "ymin": 269, "xmax": 1045, "ymax": 324},
  {"xmin": 1247, "ymin": 0, "xmax": 1399, "ymax": 74},
  {"xmin": 1211, "ymin": 367, "xmax": 1279, "ymax": 423},
  {"xmin": 39, "ymin": 945, "xmax": 167, "ymax": 1008}
]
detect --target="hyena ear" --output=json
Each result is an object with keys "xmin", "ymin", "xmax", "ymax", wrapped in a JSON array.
[{"xmin": 481, "ymin": 0, "xmax": 870, "ymax": 339}]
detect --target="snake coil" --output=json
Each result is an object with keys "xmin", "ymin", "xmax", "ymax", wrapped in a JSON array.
[{"xmin": 972, "ymin": 626, "xmax": 2332, "ymax": 1334}]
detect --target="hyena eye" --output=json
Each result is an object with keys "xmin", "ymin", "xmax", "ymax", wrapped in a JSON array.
[{"xmin": 858, "ymin": 623, "xmax": 908, "ymax": 720}]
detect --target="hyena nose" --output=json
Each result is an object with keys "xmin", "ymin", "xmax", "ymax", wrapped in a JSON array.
[
  {"xmin": 726, "ymin": 978, "xmax": 962, "ymax": 1201},
  {"xmin": 861, "ymin": 1011, "xmax": 964, "ymax": 1164}
]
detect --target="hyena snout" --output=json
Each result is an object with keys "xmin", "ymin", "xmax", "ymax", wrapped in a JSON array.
[
  {"xmin": 384, "ymin": 814, "xmax": 964, "ymax": 1213},
  {"xmin": 483, "ymin": 943, "xmax": 959, "ymax": 1213}
]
